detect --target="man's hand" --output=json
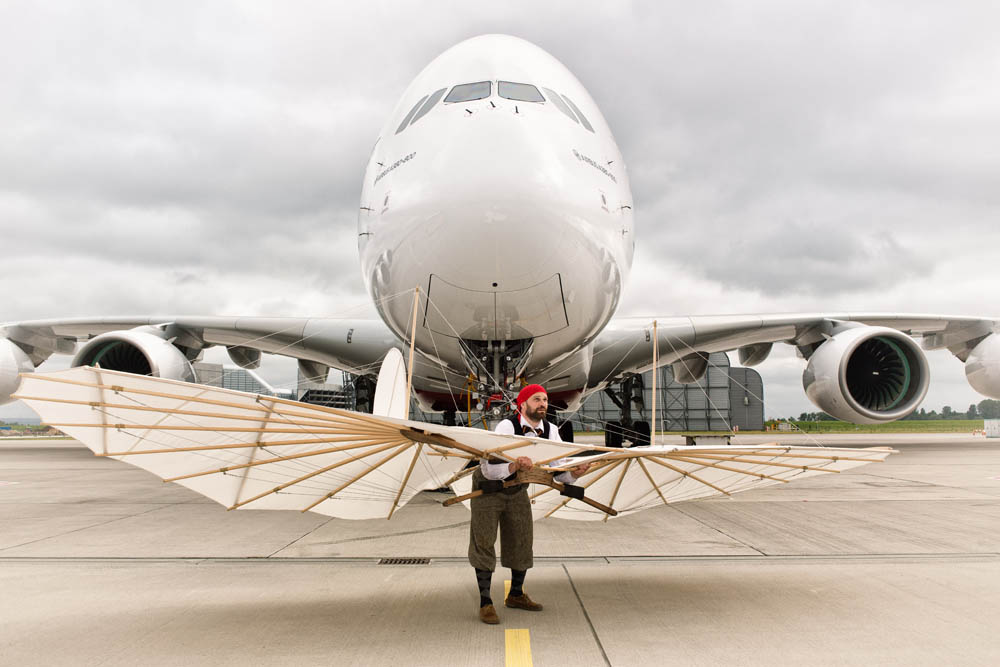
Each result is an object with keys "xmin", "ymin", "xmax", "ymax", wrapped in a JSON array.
[
  {"xmin": 507, "ymin": 456, "xmax": 534, "ymax": 474},
  {"xmin": 570, "ymin": 463, "xmax": 591, "ymax": 477}
]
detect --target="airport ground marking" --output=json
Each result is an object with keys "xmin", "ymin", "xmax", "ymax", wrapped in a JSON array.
[{"xmin": 504, "ymin": 629, "xmax": 533, "ymax": 667}]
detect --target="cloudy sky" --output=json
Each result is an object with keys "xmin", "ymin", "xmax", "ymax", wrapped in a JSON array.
[{"xmin": 2, "ymin": 1, "xmax": 998, "ymax": 420}]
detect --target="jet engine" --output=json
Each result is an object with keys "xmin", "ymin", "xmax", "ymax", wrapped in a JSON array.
[
  {"xmin": 0, "ymin": 338, "xmax": 35, "ymax": 405},
  {"xmin": 71, "ymin": 327, "xmax": 196, "ymax": 382},
  {"xmin": 802, "ymin": 326, "xmax": 929, "ymax": 424},
  {"xmin": 964, "ymin": 334, "xmax": 1000, "ymax": 399}
]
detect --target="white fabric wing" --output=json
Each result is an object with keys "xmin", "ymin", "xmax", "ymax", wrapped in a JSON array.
[{"xmin": 15, "ymin": 367, "xmax": 896, "ymax": 523}]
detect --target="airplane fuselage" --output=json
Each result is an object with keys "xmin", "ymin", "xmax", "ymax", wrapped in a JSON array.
[{"xmin": 358, "ymin": 35, "xmax": 634, "ymax": 411}]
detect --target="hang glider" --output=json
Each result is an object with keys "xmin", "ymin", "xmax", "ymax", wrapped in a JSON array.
[{"xmin": 14, "ymin": 366, "xmax": 895, "ymax": 521}]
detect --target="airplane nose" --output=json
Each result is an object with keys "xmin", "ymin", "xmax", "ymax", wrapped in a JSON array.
[
  {"xmin": 370, "ymin": 108, "xmax": 620, "ymax": 346},
  {"xmin": 396, "ymin": 111, "xmax": 588, "ymax": 291}
]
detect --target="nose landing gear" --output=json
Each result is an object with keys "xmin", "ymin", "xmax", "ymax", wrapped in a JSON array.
[
  {"xmin": 603, "ymin": 373, "xmax": 651, "ymax": 447},
  {"xmin": 459, "ymin": 337, "xmax": 533, "ymax": 414}
]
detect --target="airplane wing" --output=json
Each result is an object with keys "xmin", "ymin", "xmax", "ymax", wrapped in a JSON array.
[
  {"xmin": 13, "ymin": 366, "xmax": 895, "ymax": 521},
  {"xmin": 0, "ymin": 315, "xmax": 401, "ymax": 404},
  {"xmin": 583, "ymin": 312, "xmax": 1000, "ymax": 423}
]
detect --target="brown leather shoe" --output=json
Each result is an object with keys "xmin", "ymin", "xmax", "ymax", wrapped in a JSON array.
[
  {"xmin": 479, "ymin": 604, "xmax": 500, "ymax": 624},
  {"xmin": 504, "ymin": 593, "xmax": 543, "ymax": 611}
]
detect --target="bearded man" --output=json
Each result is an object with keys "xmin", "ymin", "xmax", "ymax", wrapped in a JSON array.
[{"xmin": 469, "ymin": 384, "xmax": 588, "ymax": 624}]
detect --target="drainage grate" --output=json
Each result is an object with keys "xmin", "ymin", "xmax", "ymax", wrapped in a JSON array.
[{"xmin": 378, "ymin": 557, "xmax": 431, "ymax": 565}]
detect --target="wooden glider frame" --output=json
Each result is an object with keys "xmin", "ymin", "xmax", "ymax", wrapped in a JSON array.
[{"xmin": 442, "ymin": 467, "xmax": 619, "ymax": 517}]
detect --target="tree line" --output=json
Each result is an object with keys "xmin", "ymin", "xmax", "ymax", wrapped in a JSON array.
[{"xmin": 794, "ymin": 398, "xmax": 1000, "ymax": 422}]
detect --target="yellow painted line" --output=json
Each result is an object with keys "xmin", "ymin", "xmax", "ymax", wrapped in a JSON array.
[
  {"xmin": 505, "ymin": 579, "xmax": 511, "ymax": 599},
  {"xmin": 505, "ymin": 628, "xmax": 533, "ymax": 667}
]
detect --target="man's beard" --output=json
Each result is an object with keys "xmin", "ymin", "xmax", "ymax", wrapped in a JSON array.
[{"xmin": 525, "ymin": 405, "xmax": 546, "ymax": 422}]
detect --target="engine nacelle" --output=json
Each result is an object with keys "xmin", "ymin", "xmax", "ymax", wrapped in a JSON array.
[
  {"xmin": 803, "ymin": 326, "xmax": 929, "ymax": 424},
  {"xmin": 72, "ymin": 327, "xmax": 196, "ymax": 382},
  {"xmin": 965, "ymin": 334, "xmax": 1000, "ymax": 399},
  {"xmin": 0, "ymin": 338, "xmax": 35, "ymax": 405}
]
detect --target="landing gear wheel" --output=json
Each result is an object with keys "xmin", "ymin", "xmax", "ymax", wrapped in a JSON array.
[
  {"xmin": 631, "ymin": 420, "xmax": 651, "ymax": 447},
  {"xmin": 604, "ymin": 421, "xmax": 623, "ymax": 448}
]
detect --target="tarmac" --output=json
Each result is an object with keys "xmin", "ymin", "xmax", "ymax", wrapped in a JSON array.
[{"xmin": 1, "ymin": 433, "xmax": 999, "ymax": 666}]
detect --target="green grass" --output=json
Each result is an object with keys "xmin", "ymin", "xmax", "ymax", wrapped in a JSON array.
[
  {"xmin": 579, "ymin": 419, "xmax": 986, "ymax": 437},
  {"xmin": 776, "ymin": 419, "xmax": 984, "ymax": 433}
]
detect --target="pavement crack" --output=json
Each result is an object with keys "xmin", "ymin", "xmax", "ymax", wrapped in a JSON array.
[
  {"xmin": 317, "ymin": 520, "xmax": 470, "ymax": 546},
  {"xmin": 266, "ymin": 516, "xmax": 336, "ymax": 557},
  {"xmin": 670, "ymin": 504, "xmax": 768, "ymax": 556},
  {"xmin": 563, "ymin": 563, "xmax": 612, "ymax": 666},
  {"xmin": 0, "ymin": 504, "xmax": 169, "ymax": 552}
]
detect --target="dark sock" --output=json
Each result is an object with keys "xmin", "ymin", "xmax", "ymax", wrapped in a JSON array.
[
  {"xmin": 475, "ymin": 568, "xmax": 493, "ymax": 607},
  {"xmin": 510, "ymin": 569, "xmax": 526, "ymax": 597}
]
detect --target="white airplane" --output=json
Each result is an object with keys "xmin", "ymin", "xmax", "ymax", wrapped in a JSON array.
[{"xmin": 3, "ymin": 34, "xmax": 1000, "ymax": 445}]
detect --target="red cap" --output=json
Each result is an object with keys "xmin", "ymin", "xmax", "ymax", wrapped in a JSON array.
[{"xmin": 516, "ymin": 384, "xmax": 547, "ymax": 408}]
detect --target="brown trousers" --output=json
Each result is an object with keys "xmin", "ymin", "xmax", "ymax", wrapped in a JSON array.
[{"xmin": 467, "ymin": 468, "xmax": 533, "ymax": 572}]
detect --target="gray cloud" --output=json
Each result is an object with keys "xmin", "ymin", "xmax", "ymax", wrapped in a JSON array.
[{"xmin": 2, "ymin": 0, "xmax": 999, "ymax": 419}]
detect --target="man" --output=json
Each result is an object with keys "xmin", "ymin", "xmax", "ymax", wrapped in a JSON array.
[{"xmin": 470, "ymin": 384, "xmax": 589, "ymax": 624}]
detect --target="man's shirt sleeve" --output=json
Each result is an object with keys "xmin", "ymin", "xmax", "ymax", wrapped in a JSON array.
[
  {"xmin": 494, "ymin": 419, "xmax": 516, "ymax": 435},
  {"xmin": 483, "ymin": 419, "xmax": 516, "ymax": 479},
  {"xmin": 481, "ymin": 460, "xmax": 512, "ymax": 480},
  {"xmin": 553, "ymin": 471, "xmax": 577, "ymax": 484},
  {"xmin": 552, "ymin": 456, "xmax": 576, "ymax": 484}
]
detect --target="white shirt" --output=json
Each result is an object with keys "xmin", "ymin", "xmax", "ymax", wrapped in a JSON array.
[{"xmin": 485, "ymin": 415, "xmax": 578, "ymax": 484}]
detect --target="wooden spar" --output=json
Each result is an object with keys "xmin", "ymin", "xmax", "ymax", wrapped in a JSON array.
[
  {"xmin": 529, "ymin": 485, "xmax": 556, "ymax": 500},
  {"xmin": 543, "ymin": 459, "xmax": 623, "ymax": 519},
  {"xmin": 302, "ymin": 442, "xmax": 413, "ymax": 512},
  {"xmin": 14, "ymin": 395, "xmax": 391, "ymax": 434},
  {"xmin": 94, "ymin": 368, "xmax": 109, "ymax": 456},
  {"xmin": 423, "ymin": 450, "xmax": 475, "ymax": 460},
  {"xmin": 667, "ymin": 453, "xmax": 842, "ymax": 473},
  {"xmin": 482, "ymin": 440, "xmax": 537, "ymax": 456},
  {"xmin": 645, "ymin": 456, "xmax": 732, "ymax": 497},
  {"xmin": 99, "ymin": 433, "xmax": 396, "ymax": 457},
  {"xmin": 637, "ymin": 458, "xmax": 669, "ymax": 506},
  {"xmin": 397, "ymin": 427, "xmax": 489, "ymax": 459},
  {"xmin": 16, "ymin": 375, "xmax": 389, "ymax": 432},
  {"xmin": 228, "ymin": 439, "xmax": 406, "ymax": 510},
  {"xmin": 535, "ymin": 448, "xmax": 597, "ymax": 465},
  {"xmin": 235, "ymin": 397, "xmax": 275, "ymax": 507},
  {"xmin": 388, "ymin": 443, "xmax": 422, "ymax": 520},
  {"xmin": 651, "ymin": 319, "xmax": 657, "ymax": 445},
  {"xmin": 681, "ymin": 450, "xmax": 887, "ymax": 463},
  {"xmin": 444, "ymin": 471, "xmax": 619, "ymax": 516},
  {"xmin": 669, "ymin": 455, "xmax": 791, "ymax": 483},
  {"xmin": 687, "ymin": 445, "xmax": 897, "ymax": 456},
  {"xmin": 162, "ymin": 438, "xmax": 398, "ymax": 482},
  {"xmin": 405, "ymin": 286, "xmax": 419, "ymax": 420},
  {"xmin": 603, "ymin": 459, "xmax": 632, "ymax": 523},
  {"xmin": 441, "ymin": 465, "xmax": 477, "ymax": 488},
  {"xmin": 259, "ymin": 386, "xmax": 430, "ymax": 430},
  {"xmin": 48, "ymin": 423, "xmax": 359, "ymax": 435},
  {"xmin": 578, "ymin": 450, "xmax": 685, "ymax": 462},
  {"xmin": 529, "ymin": 460, "xmax": 621, "ymax": 500}
]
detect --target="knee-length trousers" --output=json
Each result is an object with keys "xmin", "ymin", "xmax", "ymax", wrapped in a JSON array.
[{"xmin": 467, "ymin": 482, "xmax": 533, "ymax": 572}]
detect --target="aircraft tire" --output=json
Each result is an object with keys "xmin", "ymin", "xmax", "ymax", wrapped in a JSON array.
[{"xmin": 605, "ymin": 421, "xmax": 623, "ymax": 448}]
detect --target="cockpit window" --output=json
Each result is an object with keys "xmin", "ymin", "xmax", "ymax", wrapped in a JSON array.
[
  {"xmin": 498, "ymin": 81, "xmax": 545, "ymax": 103},
  {"xmin": 444, "ymin": 81, "xmax": 491, "ymax": 103},
  {"xmin": 561, "ymin": 95, "xmax": 594, "ymax": 133},
  {"xmin": 409, "ymin": 87, "xmax": 447, "ymax": 126},
  {"xmin": 543, "ymin": 87, "xmax": 578, "ymax": 124},
  {"xmin": 396, "ymin": 94, "xmax": 428, "ymax": 134}
]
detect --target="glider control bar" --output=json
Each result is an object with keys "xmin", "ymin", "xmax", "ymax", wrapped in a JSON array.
[{"xmin": 443, "ymin": 468, "xmax": 618, "ymax": 517}]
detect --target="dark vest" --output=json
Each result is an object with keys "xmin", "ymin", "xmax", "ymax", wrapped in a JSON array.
[
  {"xmin": 505, "ymin": 415, "xmax": 551, "ymax": 439},
  {"xmin": 470, "ymin": 417, "xmax": 552, "ymax": 495}
]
